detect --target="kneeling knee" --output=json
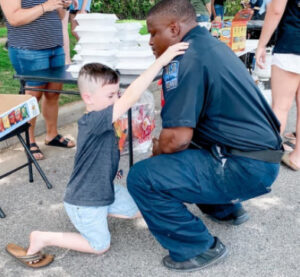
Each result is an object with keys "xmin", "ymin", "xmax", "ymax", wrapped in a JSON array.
[{"xmin": 93, "ymin": 245, "xmax": 110, "ymax": 255}]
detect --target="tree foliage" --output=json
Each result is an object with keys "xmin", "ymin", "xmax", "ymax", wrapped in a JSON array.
[
  {"xmin": 91, "ymin": 0, "xmax": 160, "ymax": 19},
  {"xmin": 225, "ymin": 0, "xmax": 244, "ymax": 16}
]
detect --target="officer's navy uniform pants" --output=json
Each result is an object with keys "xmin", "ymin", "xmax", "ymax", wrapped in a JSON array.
[{"xmin": 127, "ymin": 147, "xmax": 280, "ymax": 262}]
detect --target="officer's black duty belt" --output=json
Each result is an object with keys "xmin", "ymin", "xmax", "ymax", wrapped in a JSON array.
[
  {"xmin": 227, "ymin": 149, "xmax": 283, "ymax": 164},
  {"xmin": 190, "ymin": 141, "xmax": 283, "ymax": 163}
]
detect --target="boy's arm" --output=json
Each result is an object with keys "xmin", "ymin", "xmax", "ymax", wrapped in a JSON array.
[{"xmin": 112, "ymin": 42, "xmax": 189, "ymax": 123}]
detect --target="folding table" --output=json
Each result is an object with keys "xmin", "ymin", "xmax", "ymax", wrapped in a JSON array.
[
  {"xmin": 0, "ymin": 123, "xmax": 52, "ymax": 218},
  {"xmin": 14, "ymin": 65, "xmax": 143, "ymax": 167}
]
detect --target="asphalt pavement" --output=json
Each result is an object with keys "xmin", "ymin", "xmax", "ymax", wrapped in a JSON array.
[{"xmin": 0, "ymin": 90, "xmax": 299, "ymax": 277}]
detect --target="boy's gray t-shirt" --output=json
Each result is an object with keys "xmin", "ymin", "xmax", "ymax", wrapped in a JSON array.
[{"xmin": 64, "ymin": 105, "xmax": 120, "ymax": 206}]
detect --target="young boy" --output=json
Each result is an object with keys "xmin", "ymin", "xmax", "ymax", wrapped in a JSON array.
[{"xmin": 5, "ymin": 42, "xmax": 189, "ymax": 268}]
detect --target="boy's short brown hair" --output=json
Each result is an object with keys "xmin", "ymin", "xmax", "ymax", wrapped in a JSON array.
[{"xmin": 78, "ymin": 63, "xmax": 119, "ymax": 94}]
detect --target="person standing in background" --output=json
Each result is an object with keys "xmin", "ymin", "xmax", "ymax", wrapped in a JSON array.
[
  {"xmin": 191, "ymin": 0, "xmax": 212, "ymax": 22},
  {"xmin": 69, "ymin": 0, "xmax": 92, "ymax": 41},
  {"xmin": 0, "ymin": 0, "xmax": 76, "ymax": 160},
  {"xmin": 62, "ymin": 0, "xmax": 78, "ymax": 64},
  {"xmin": 211, "ymin": 0, "xmax": 226, "ymax": 20},
  {"xmin": 256, "ymin": 0, "xmax": 300, "ymax": 171}
]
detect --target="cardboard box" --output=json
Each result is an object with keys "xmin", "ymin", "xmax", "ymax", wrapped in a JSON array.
[
  {"xmin": 219, "ymin": 9, "xmax": 253, "ymax": 52},
  {"xmin": 0, "ymin": 94, "xmax": 40, "ymax": 139}
]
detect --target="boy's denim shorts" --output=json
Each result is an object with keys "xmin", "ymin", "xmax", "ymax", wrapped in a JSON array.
[
  {"xmin": 64, "ymin": 184, "xmax": 139, "ymax": 251},
  {"xmin": 8, "ymin": 46, "xmax": 65, "ymax": 87}
]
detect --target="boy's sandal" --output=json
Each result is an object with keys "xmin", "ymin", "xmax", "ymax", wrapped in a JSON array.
[
  {"xmin": 283, "ymin": 140, "xmax": 295, "ymax": 152},
  {"xmin": 29, "ymin": 143, "xmax": 44, "ymax": 160},
  {"xmin": 284, "ymin": 132, "xmax": 296, "ymax": 140},
  {"xmin": 5, "ymin": 243, "xmax": 54, "ymax": 268},
  {"xmin": 281, "ymin": 153, "xmax": 300, "ymax": 171},
  {"xmin": 45, "ymin": 134, "xmax": 75, "ymax": 148}
]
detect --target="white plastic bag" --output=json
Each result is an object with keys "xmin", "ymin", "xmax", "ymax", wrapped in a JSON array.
[{"xmin": 114, "ymin": 89, "xmax": 155, "ymax": 154}]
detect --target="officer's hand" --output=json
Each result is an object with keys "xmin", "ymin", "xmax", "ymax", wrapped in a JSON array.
[
  {"xmin": 255, "ymin": 45, "xmax": 266, "ymax": 69},
  {"xmin": 157, "ymin": 42, "xmax": 189, "ymax": 67},
  {"xmin": 152, "ymin": 137, "xmax": 161, "ymax": 156}
]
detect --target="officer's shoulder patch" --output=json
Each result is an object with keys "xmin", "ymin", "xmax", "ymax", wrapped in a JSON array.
[{"xmin": 163, "ymin": 60, "xmax": 179, "ymax": 91}]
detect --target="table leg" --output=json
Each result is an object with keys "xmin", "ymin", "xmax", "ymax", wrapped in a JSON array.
[
  {"xmin": 128, "ymin": 108, "xmax": 133, "ymax": 167},
  {"xmin": 17, "ymin": 133, "xmax": 53, "ymax": 189},
  {"xmin": 19, "ymin": 80, "xmax": 26, "ymax": 95},
  {"xmin": 0, "ymin": 207, "xmax": 6, "ymax": 218},
  {"xmin": 25, "ymin": 129, "xmax": 34, "ymax": 182}
]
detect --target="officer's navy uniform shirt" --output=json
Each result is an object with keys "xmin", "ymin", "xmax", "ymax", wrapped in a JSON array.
[
  {"xmin": 273, "ymin": 0, "xmax": 300, "ymax": 55},
  {"xmin": 64, "ymin": 105, "xmax": 120, "ymax": 207},
  {"xmin": 162, "ymin": 26, "xmax": 282, "ymax": 152}
]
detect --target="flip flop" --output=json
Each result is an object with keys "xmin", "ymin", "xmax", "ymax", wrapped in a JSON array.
[
  {"xmin": 283, "ymin": 141, "xmax": 295, "ymax": 152},
  {"xmin": 281, "ymin": 153, "xmax": 300, "ymax": 171},
  {"xmin": 284, "ymin": 132, "xmax": 296, "ymax": 140},
  {"xmin": 29, "ymin": 143, "xmax": 44, "ymax": 160},
  {"xmin": 45, "ymin": 134, "xmax": 75, "ymax": 148},
  {"xmin": 5, "ymin": 243, "xmax": 54, "ymax": 268}
]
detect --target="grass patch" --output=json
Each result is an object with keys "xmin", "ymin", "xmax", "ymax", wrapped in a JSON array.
[{"xmin": 0, "ymin": 26, "xmax": 7, "ymax": 38}]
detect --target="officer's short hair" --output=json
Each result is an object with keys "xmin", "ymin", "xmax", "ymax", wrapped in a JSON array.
[
  {"xmin": 78, "ymin": 63, "xmax": 119, "ymax": 94},
  {"xmin": 147, "ymin": 0, "xmax": 196, "ymax": 20}
]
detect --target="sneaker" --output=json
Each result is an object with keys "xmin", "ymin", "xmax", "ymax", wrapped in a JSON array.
[
  {"xmin": 162, "ymin": 237, "xmax": 228, "ymax": 272},
  {"xmin": 208, "ymin": 207, "xmax": 249, "ymax": 226}
]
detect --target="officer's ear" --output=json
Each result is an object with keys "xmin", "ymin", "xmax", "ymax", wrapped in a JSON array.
[{"xmin": 168, "ymin": 21, "xmax": 181, "ymax": 38}]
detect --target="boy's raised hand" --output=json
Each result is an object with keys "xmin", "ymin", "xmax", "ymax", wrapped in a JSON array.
[{"xmin": 157, "ymin": 42, "xmax": 189, "ymax": 67}]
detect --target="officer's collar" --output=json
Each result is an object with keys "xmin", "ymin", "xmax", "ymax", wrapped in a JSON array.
[{"xmin": 181, "ymin": 25, "xmax": 204, "ymax": 41}]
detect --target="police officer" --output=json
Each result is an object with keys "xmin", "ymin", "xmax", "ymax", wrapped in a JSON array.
[{"xmin": 127, "ymin": 0, "xmax": 283, "ymax": 272}]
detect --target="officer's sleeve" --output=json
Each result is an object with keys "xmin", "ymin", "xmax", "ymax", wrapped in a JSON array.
[{"xmin": 161, "ymin": 57, "xmax": 208, "ymax": 129}]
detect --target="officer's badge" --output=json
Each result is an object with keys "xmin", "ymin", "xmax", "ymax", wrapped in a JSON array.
[{"xmin": 163, "ymin": 61, "xmax": 179, "ymax": 91}]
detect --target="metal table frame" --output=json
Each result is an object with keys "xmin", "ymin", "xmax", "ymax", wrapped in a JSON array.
[
  {"xmin": 14, "ymin": 65, "xmax": 138, "ymax": 167},
  {"xmin": 0, "ymin": 123, "xmax": 53, "ymax": 218}
]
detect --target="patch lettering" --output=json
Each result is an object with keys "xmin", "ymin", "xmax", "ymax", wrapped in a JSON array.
[{"xmin": 163, "ymin": 61, "xmax": 179, "ymax": 91}]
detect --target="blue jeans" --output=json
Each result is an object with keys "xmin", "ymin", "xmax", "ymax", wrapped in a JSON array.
[
  {"xmin": 196, "ymin": 14, "xmax": 210, "ymax": 22},
  {"xmin": 70, "ymin": 0, "xmax": 92, "ymax": 12},
  {"xmin": 127, "ymin": 147, "xmax": 279, "ymax": 262},
  {"xmin": 8, "ymin": 46, "xmax": 65, "ymax": 86},
  {"xmin": 214, "ymin": 4, "xmax": 225, "ymax": 19}
]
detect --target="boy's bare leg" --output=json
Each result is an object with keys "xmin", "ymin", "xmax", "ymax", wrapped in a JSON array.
[
  {"xmin": 26, "ymin": 231, "xmax": 109, "ymax": 256},
  {"xmin": 109, "ymin": 211, "xmax": 142, "ymax": 219}
]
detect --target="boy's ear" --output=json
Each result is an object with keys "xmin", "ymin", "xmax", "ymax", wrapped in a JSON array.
[{"xmin": 81, "ymin": 92, "xmax": 93, "ymax": 105}]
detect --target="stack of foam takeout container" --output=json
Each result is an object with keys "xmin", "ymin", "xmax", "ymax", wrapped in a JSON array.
[
  {"xmin": 67, "ymin": 13, "xmax": 155, "ymax": 79},
  {"xmin": 115, "ymin": 23, "xmax": 155, "ymax": 76},
  {"xmin": 67, "ymin": 13, "xmax": 118, "ymax": 77}
]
